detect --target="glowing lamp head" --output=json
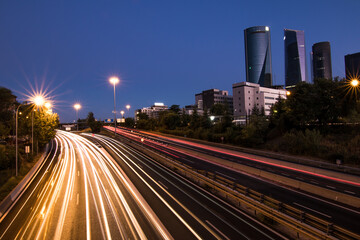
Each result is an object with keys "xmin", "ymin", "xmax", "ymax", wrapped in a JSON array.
[
  {"xmin": 126, "ymin": 104, "xmax": 130, "ymax": 110},
  {"xmin": 351, "ymin": 79, "xmax": 359, "ymax": 87},
  {"xmin": 286, "ymin": 91, "xmax": 291, "ymax": 96},
  {"xmin": 44, "ymin": 102, "xmax": 52, "ymax": 109},
  {"xmin": 33, "ymin": 95, "xmax": 45, "ymax": 107},
  {"xmin": 74, "ymin": 103, "xmax": 81, "ymax": 110},
  {"xmin": 109, "ymin": 76, "xmax": 119, "ymax": 85},
  {"xmin": 120, "ymin": 110, "xmax": 125, "ymax": 115}
]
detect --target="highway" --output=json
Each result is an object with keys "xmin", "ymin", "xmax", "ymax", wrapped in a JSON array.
[
  {"xmin": 102, "ymin": 126, "xmax": 360, "ymax": 235},
  {"xmin": 83, "ymin": 132, "xmax": 285, "ymax": 240},
  {"xmin": 108, "ymin": 127, "xmax": 360, "ymax": 197},
  {"xmin": 0, "ymin": 130, "xmax": 170, "ymax": 239},
  {"xmin": 0, "ymin": 130, "xmax": 285, "ymax": 239}
]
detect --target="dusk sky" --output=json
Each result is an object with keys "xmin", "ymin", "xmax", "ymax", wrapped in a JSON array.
[{"xmin": 1, "ymin": 0, "xmax": 359, "ymax": 123}]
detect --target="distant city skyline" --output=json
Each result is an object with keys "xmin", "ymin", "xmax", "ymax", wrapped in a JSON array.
[{"xmin": 0, "ymin": 1, "xmax": 359, "ymax": 122}]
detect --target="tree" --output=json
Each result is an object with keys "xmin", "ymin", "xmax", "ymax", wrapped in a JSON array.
[
  {"xmin": 210, "ymin": 103, "xmax": 226, "ymax": 116},
  {"xmin": 169, "ymin": 105, "xmax": 181, "ymax": 114},
  {"xmin": 161, "ymin": 112, "xmax": 180, "ymax": 130},
  {"xmin": 87, "ymin": 112, "xmax": 102, "ymax": 133},
  {"xmin": 33, "ymin": 109, "xmax": 59, "ymax": 148},
  {"xmin": 0, "ymin": 87, "xmax": 17, "ymax": 135},
  {"xmin": 125, "ymin": 117, "xmax": 135, "ymax": 128}
]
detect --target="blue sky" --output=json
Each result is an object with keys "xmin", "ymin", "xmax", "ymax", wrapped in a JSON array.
[{"xmin": 0, "ymin": 0, "xmax": 359, "ymax": 122}]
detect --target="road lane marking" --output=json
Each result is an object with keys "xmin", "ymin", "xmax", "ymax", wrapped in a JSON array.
[
  {"xmin": 293, "ymin": 202, "xmax": 332, "ymax": 219},
  {"xmin": 344, "ymin": 190, "xmax": 356, "ymax": 195},
  {"xmin": 215, "ymin": 171, "xmax": 236, "ymax": 180},
  {"xmin": 158, "ymin": 181, "xmax": 168, "ymax": 189},
  {"xmin": 310, "ymin": 181, "xmax": 318, "ymax": 185},
  {"xmin": 205, "ymin": 220, "xmax": 230, "ymax": 240},
  {"xmin": 77, "ymin": 193, "xmax": 79, "ymax": 205},
  {"xmin": 326, "ymin": 185, "xmax": 336, "ymax": 190},
  {"xmin": 296, "ymin": 177, "xmax": 303, "ymax": 181}
]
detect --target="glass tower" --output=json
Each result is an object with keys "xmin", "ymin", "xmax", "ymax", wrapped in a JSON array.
[
  {"xmin": 284, "ymin": 29, "xmax": 307, "ymax": 87},
  {"xmin": 345, "ymin": 52, "xmax": 360, "ymax": 80},
  {"xmin": 244, "ymin": 26, "xmax": 272, "ymax": 87},
  {"xmin": 312, "ymin": 41, "xmax": 332, "ymax": 80}
]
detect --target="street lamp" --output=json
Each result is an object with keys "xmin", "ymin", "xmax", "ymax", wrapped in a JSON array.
[
  {"xmin": 120, "ymin": 110, "xmax": 125, "ymax": 118},
  {"xmin": 126, "ymin": 104, "xmax": 131, "ymax": 116},
  {"xmin": 109, "ymin": 76, "xmax": 119, "ymax": 136},
  {"xmin": 74, "ymin": 103, "xmax": 81, "ymax": 131},
  {"xmin": 351, "ymin": 79, "xmax": 359, "ymax": 87},
  {"xmin": 15, "ymin": 95, "xmax": 47, "ymax": 176}
]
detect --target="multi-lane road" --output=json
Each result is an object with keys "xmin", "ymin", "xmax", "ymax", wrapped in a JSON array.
[
  {"xmin": 102, "ymin": 126, "xmax": 360, "ymax": 235},
  {"xmin": 0, "ymin": 130, "xmax": 284, "ymax": 239}
]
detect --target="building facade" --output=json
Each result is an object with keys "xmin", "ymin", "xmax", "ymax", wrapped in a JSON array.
[
  {"xmin": 345, "ymin": 52, "xmax": 360, "ymax": 80},
  {"xmin": 284, "ymin": 29, "xmax": 307, "ymax": 87},
  {"xmin": 244, "ymin": 26, "xmax": 273, "ymax": 87},
  {"xmin": 232, "ymin": 82, "xmax": 287, "ymax": 122},
  {"xmin": 312, "ymin": 41, "xmax": 332, "ymax": 80},
  {"xmin": 136, "ymin": 102, "xmax": 168, "ymax": 120},
  {"xmin": 195, "ymin": 89, "xmax": 233, "ymax": 113}
]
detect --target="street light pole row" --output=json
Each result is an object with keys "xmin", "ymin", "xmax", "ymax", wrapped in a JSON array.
[{"xmin": 15, "ymin": 95, "xmax": 51, "ymax": 176}]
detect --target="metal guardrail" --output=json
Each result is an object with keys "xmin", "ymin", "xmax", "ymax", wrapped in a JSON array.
[
  {"xmin": 104, "ymin": 129, "xmax": 360, "ymax": 240},
  {"xmin": 133, "ymin": 139, "xmax": 360, "ymax": 240}
]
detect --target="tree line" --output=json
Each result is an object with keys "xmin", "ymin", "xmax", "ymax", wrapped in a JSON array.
[
  {"xmin": 132, "ymin": 78, "xmax": 360, "ymax": 165},
  {"xmin": 0, "ymin": 87, "xmax": 59, "ymax": 172}
]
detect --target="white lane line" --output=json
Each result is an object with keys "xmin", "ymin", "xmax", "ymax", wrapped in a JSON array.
[
  {"xmin": 158, "ymin": 181, "xmax": 168, "ymax": 189},
  {"xmin": 281, "ymin": 173, "xmax": 289, "ymax": 177},
  {"xmin": 296, "ymin": 177, "xmax": 303, "ymax": 181},
  {"xmin": 310, "ymin": 181, "xmax": 318, "ymax": 185},
  {"xmin": 205, "ymin": 220, "xmax": 230, "ymax": 240},
  {"xmin": 184, "ymin": 159, "xmax": 194, "ymax": 164},
  {"xmin": 326, "ymin": 185, "xmax": 336, "ymax": 190},
  {"xmin": 344, "ymin": 190, "xmax": 356, "ymax": 195},
  {"xmin": 215, "ymin": 171, "xmax": 236, "ymax": 181},
  {"xmin": 77, "ymin": 193, "xmax": 79, "ymax": 205},
  {"xmin": 293, "ymin": 202, "xmax": 332, "ymax": 219}
]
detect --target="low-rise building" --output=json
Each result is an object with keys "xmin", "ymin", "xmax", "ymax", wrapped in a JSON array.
[
  {"xmin": 136, "ymin": 102, "xmax": 168, "ymax": 120},
  {"xmin": 195, "ymin": 89, "xmax": 233, "ymax": 113},
  {"xmin": 232, "ymin": 82, "xmax": 287, "ymax": 123}
]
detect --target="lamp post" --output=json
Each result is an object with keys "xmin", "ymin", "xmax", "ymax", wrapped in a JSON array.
[
  {"xmin": 120, "ymin": 110, "xmax": 124, "ymax": 118},
  {"xmin": 74, "ymin": 103, "xmax": 81, "ymax": 131},
  {"xmin": 31, "ymin": 95, "xmax": 46, "ymax": 155},
  {"xmin": 15, "ymin": 105, "xmax": 22, "ymax": 176},
  {"xmin": 15, "ymin": 95, "xmax": 46, "ymax": 176},
  {"xmin": 126, "ymin": 104, "xmax": 130, "ymax": 117},
  {"xmin": 109, "ymin": 76, "xmax": 119, "ymax": 136}
]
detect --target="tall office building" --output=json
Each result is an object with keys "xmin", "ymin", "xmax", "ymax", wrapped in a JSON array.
[
  {"xmin": 244, "ymin": 26, "xmax": 272, "ymax": 87},
  {"xmin": 312, "ymin": 42, "xmax": 332, "ymax": 80},
  {"xmin": 284, "ymin": 29, "xmax": 307, "ymax": 87},
  {"xmin": 345, "ymin": 52, "xmax": 360, "ymax": 79}
]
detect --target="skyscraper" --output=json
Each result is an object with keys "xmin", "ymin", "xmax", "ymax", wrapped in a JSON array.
[
  {"xmin": 345, "ymin": 52, "xmax": 360, "ymax": 80},
  {"xmin": 284, "ymin": 29, "xmax": 307, "ymax": 87},
  {"xmin": 244, "ymin": 26, "xmax": 272, "ymax": 87},
  {"xmin": 312, "ymin": 41, "xmax": 332, "ymax": 80}
]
